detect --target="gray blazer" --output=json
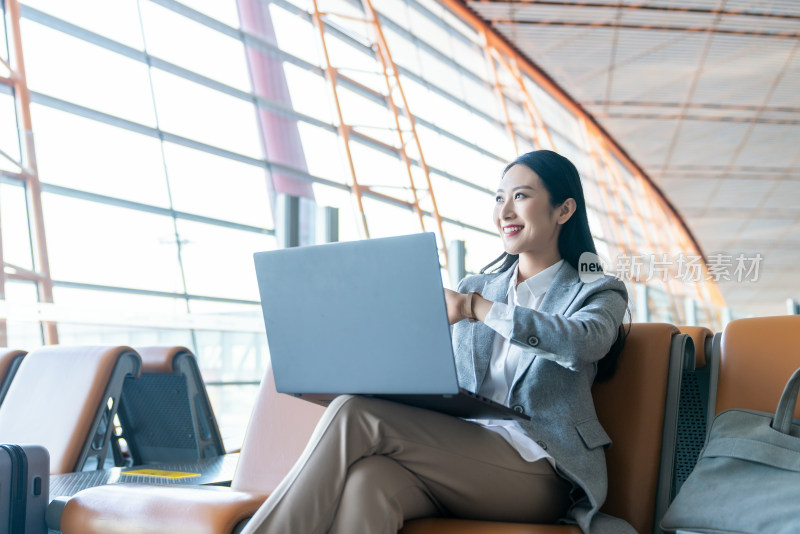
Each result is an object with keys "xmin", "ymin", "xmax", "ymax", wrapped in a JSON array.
[{"xmin": 454, "ymin": 260, "xmax": 635, "ymax": 534}]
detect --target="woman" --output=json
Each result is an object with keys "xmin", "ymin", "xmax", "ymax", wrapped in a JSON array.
[{"xmin": 242, "ymin": 150, "xmax": 631, "ymax": 534}]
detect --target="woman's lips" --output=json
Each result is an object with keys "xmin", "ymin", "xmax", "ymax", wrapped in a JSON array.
[{"xmin": 503, "ymin": 225, "xmax": 523, "ymax": 236}]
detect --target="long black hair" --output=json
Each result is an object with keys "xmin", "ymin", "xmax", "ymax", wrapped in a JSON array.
[{"xmin": 481, "ymin": 150, "xmax": 627, "ymax": 382}]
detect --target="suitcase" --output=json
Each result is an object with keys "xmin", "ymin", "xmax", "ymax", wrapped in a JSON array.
[{"xmin": 0, "ymin": 445, "xmax": 48, "ymax": 534}]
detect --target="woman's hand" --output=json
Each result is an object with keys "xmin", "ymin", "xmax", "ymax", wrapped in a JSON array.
[{"xmin": 444, "ymin": 289, "xmax": 468, "ymax": 325}]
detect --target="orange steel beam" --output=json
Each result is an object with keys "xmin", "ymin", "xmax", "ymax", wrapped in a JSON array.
[
  {"xmin": 480, "ymin": 28, "xmax": 519, "ymax": 154},
  {"xmin": 440, "ymin": 0, "xmax": 707, "ymax": 261},
  {"xmin": 348, "ymin": 127, "xmax": 401, "ymax": 156},
  {"xmin": 312, "ymin": 0, "xmax": 449, "ymax": 266},
  {"xmin": 492, "ymin": 49, "xmax": 543, "ymax": 150},
  {"xmin": 588, "ymin": 143, "xmax": 641, "ymax": 279},
  {"xmin": 592, "ymin": 132, "xmax": 684, "ymax": 320},
  {"xmin": 6, "ymin": 0, "xmax": 58, "ymax": 344},
  {"xmin": 371, "ymin": 47, "xmax": 427, "ymax": 230},
  {"xmin": 353, "ymin": 185, "xmax": 416, "ymax": 210},
  {"xmin": 508, "ymin": 54, "xmax": 555, "ymax": 150},
  {"xmin": 645, "ymin": 195, "xmax": 725, "ymax": 329},
  {"xmin": 492, "ymin": 49, "xmax": 552, "ymax": 150},
  {"xmin": 310, "ymin": 0, "xmax": 371, "ymax": 239},
  {"xmin": 598, "ymin": 133, "xmax": 725, "ymax": 327},
  {"xmin": 4, "ymin": 263, "xmax": 49, "ymax": 281},
  {"xmin": 363, "ymin": 0, "xmax": 449, "ymax": 268},
  {"xmin": 580, "ymin": 119, "xmax": 629, "ymax": 260},
  {"xmin": 648, "ymin": 191, "xmax": 726, "ymax": 309},
  {"xmin": 316, "ymin": 11, "xmax": 370, "ymax": 23}
]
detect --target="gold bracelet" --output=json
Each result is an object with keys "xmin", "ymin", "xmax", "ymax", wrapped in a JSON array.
[{"xmin": 464, "ymin": 292, "xmax": 479, "ymax": 322}]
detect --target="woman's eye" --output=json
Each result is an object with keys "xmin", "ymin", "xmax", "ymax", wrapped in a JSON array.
[
  {"xmin": 495, "ymin": 196, "xmax": 503, "ymax": 203},
  {"xmin": 514, "ymin": 192, "xmax": 526, "ymax": 199}
]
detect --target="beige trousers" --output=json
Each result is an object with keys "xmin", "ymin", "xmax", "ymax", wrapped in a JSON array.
[{"xmin": 243, "ymin": 395, "xmax": 571, "ymax": 534}]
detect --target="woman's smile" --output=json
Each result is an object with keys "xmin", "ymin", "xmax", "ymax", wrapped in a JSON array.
[{"xmin": 494, "ymin": 165, "xmax": 560, "ymax": 258}]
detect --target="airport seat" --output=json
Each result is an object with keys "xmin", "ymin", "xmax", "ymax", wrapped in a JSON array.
[
  {"xmin": 0, "ymin": 348, "xmax": 26, "ymax": 406},
  {"xmin": 59, "ymin": 365, "xmax": 325, "ymax": 533},
  {"xmin": 0, "ymin": 345, "xmax": 141, "ymax": 474},
  {"xmin": 114, "ymin": 346, "xmax": 225, "ymax": 466},
  {"xmin": 401, "ymin": 323, "xmax": 690, "ymax": 534},
  {"xmin": 708, "ymin": 315, "xmax": 800, "ymax": 420},
  {"xmin": 59, "ymin": 323, "xmax": 688, "ymax": 534},
  {"xmin": 671, "ymin": 326, "xmax": 715, "ymax": 498}
]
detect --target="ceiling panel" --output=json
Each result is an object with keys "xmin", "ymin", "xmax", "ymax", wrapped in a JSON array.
[
  {"xmin": 732, "ymin": 124, "xmax": 800, "ymax": 167},
  {"xmin": 657, "ymin": 178, "xmax": 723, "ymax": 208},
  {"xmin": 668, "ymin": 121, "xmax": 752, "ymax": 167}
]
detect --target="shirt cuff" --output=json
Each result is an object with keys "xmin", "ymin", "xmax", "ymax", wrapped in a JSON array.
[{"xmin": 484, "ymin": 302, "xmax": 515, "ymax": 339}]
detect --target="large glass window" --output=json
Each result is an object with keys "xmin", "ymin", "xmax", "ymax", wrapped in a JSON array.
[
  {"xmin": 430, "ymin": 174, "xmax": 493, "ymax": 232},
  {"xmin": 42, "ymin": 193, "xmax": 185, "ymax": 292},
  {"xmin": 282, "ymin": 65, "xmax": 333, "ymax": 123},
  {"xmin": 267, "ymin": 3, "xmax": 321, "ymax": 67},
  {"xmin": 21, "ymin": 20, "xmax": 156, "ymax": 125},
  {"xmin": 0, "ymin": 4, "xmax": 8, "ymax": 66},
  {"xmin": 150, "ymin": 68, "xmax": 262, "ymax": 157},
  {"xmin": 4, "ymin": 280, "xmax": 44, "ymax": 348},
  {"xmin": 178, "ymin": 0, "xmax": 241, "ymax": 27},
  {"xmin": 297, "ymin": 122, "xmax": 347, "ymax": 183},
  {"xmin": 176, "ymin": 219, "xmax": 276, "ymax": 301},
  {"xmin": 162, "ymin": 142, "xmax": 273, "ymax": 228},
  {"xmin": 0, "ymin": 180, "xmax": 34, "ymax": 271},
  {"xmin": 140, "ymin": 1, "xmax": 251, "ymax": 91},
  {"xmin": 32, "ymin": 105, "xmax": 171, "ymax": 206},
  {"xmin": 21, "ymin": 0, "xmax": 144, "ymax": 49},
  {"xmin": 53, "ymin": 286, "xmax": 190, "ymax": 319},
  {"xmin": 0, "ymin": 91, "xmax": 20, "ymax": 168}
]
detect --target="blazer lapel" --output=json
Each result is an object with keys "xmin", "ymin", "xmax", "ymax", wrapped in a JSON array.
[
  {"xmin": 511, "ymin": 262, "xmax": 583, "ymax": 388},
  {"xmin": 537, "ymin": 261, "xmax": 582, "ymax": 315},
  {"xmin": 471, "ymin": 266, "xmax": 515, "ymax": 388}
]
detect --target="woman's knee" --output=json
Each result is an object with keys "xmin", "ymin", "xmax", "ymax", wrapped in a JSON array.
[
  {"xmin": 343, "ymin": 455, "xmax": 398, "ymax": 497},
  {"xmin": 326, "ymin": 394, "xmax": 357, "ymax": 412},
  {"xmin": 327, "ymin": 394, "xmax": 387, "ymax": 421}
]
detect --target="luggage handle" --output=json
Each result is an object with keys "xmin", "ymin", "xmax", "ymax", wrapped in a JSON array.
[{"xmin": 771, "ymin": 367, "xmax": 800, "ymax": 435}]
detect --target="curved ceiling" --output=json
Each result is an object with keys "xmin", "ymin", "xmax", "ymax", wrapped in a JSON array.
[{"xmin": 464, "ymin": 0, "xmax": 800, "ymax": 317}]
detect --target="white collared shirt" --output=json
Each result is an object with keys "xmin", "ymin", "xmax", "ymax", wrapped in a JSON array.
[{"xmin": 474, "ymin": 259, "xmax": 564, "ymax": 465}]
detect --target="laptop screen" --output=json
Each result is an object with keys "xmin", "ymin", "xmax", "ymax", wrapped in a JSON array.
[{"xmin": 254, "ymin": 233, "xmax": 461, "ymax": 396}]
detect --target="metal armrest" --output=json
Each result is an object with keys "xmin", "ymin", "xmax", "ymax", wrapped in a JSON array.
[{"xmin": 59, "ymin": 484, "xmax": 267, "ymax": 534}]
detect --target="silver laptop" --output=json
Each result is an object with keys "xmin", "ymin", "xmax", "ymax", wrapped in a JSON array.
[{"xmin": 253, "ymin": 232, "xmax": 527, "ymax": 421}]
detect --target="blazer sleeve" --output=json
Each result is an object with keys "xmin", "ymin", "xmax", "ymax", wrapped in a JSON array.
[{"xmin": 508, "ymin": 276, "xmax": 628, "ymax": 371}]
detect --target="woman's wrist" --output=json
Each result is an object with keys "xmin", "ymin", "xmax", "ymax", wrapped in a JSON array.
[
  {"xmin": 461, "ymin": 292, "xmax": 490, "ymax": 323},
  {"xmin": 471, "ymin": 294, "xmax": 492, "ymax": 322},
  {"xmin": 462, "ymin": 292, "xmax": 479, "ymax": 322}
]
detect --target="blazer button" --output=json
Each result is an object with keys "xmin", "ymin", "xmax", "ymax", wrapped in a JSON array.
[
  {"xmin": 536, "ymin": 440, "xmax": 548, "ymax": 450},
  {"xmin": 512, "ymin": 405, "xmax": 525, "ymax": 414},
  {"xmin": 527, "ymin": 335, "xmax": 539, "ymax": 347}
]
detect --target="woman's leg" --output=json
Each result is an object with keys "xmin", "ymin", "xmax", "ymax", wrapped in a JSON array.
[
  {"xmin": 328, "ymin": 456, "xmax": 442, "ymax": 534},
  {"xmin": 242, "ymin": 395, "xmax": 570, "ymax": 534}
]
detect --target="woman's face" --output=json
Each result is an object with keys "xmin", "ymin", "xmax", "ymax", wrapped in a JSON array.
[{"xmin": 493, "ymin": 164, "xmax": 563, "ymax": 258}]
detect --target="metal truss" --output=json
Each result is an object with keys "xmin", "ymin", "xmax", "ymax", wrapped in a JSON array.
[
  {"xmin": 309, "ymin": 0, "xmax": 449, "ymax": 269},
  {"xmin": 0, "ymin": 0, "xmax": 58, "ymax": 344}
]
